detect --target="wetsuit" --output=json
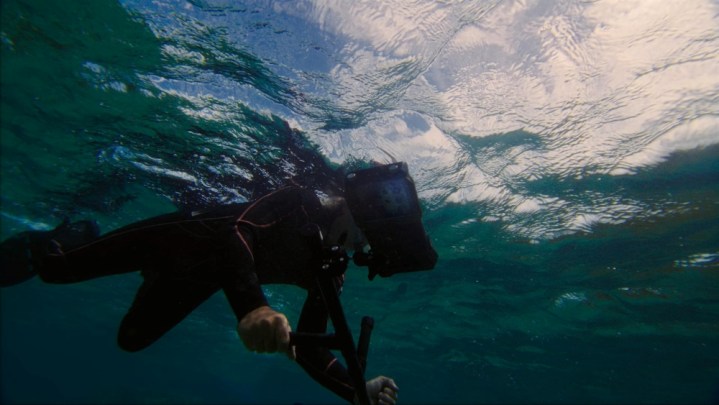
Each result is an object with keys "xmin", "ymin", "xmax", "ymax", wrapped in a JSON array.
[{"xmin": 35, "ymin": 186, "xmax": 359, "ymax": 402}]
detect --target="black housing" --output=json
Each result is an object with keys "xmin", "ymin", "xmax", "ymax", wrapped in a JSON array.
[{"xmin": 344, "ymin": 162, "xmax": 437, "ymax": 279}]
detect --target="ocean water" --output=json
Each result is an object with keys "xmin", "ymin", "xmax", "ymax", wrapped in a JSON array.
[{"xmin": 1, "ymin": 0, "xmax": 718, "ymax": 403}]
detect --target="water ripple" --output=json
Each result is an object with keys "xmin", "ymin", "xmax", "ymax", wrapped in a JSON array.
[{"xmin": 118, "ymin": 0, "xmax": 719, "ymax": 240}]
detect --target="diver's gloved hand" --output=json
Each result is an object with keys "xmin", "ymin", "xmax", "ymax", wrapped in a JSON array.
[
  {"xmin": 238, "ymin": 305, "xmax": 296, "ymax": 360},
  {"xmin": 355, "ymin": 376, "xmax": 399, "ymax": 405}
]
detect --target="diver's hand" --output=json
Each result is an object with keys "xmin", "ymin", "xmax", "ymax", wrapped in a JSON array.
[
  {"xmin": 356, "ymin": 376, "xmax": 399, "ymax": 405},
  {"xmin": 237, "ymin": 306, "xmax": 296, "ymax": 360}
]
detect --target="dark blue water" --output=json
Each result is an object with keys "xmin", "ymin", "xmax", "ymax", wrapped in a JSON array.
[{"xmin": 1, "ymin": 1, "xmax": 718, "ymax": 403}]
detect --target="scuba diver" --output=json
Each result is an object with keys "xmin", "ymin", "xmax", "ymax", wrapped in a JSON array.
[{"xmin": 0, "ymin": 162, "xmax": 437, "ymax": 405}]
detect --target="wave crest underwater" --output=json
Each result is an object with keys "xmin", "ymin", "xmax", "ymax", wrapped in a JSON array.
[{"xmin": 1, "ymin": 0, "xmax": 718, "ymax": 404}]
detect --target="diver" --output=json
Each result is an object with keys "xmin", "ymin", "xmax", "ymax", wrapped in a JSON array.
[{"xmin": 0, "ymin": 162, "xmax": 437, "ymax": 405}]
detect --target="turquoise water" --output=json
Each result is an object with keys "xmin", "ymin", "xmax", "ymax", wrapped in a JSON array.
[{"xmin": 1, "ymin": 1, "xmax": 718, "ymax": 403}]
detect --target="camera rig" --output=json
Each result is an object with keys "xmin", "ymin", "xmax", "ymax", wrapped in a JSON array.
[
  {"xmin": 289, "ymin": 163, "xmax": 437, "ymax": 405},
  {"xmin": 345, "ymin": 162, "xmax": 437, "ymax": 279}
]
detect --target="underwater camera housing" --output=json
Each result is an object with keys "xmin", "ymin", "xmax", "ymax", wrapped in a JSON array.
[{"xmin": 344, "ymin": 162, "xmax": 438, "ymax": 279}]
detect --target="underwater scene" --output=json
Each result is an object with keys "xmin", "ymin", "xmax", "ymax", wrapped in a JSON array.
[{"xmin": 1, "ymin": 0, "xmax": 718, "ymax": 403}]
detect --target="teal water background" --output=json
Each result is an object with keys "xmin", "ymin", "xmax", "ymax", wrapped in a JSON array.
[{"xmin": 1, "ymin": 1, "xmax": 718, "ymax": 403}]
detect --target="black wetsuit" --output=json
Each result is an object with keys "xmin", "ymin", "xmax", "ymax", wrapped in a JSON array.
[{"xmin": 36, "ymin": 186, "xmax": 358, "ymax": 402}]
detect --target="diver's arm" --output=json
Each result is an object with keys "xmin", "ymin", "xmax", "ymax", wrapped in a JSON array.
[
  {"xmin": 218, "ymin": 227, "xmax": 294, "ymax": 357},
  {"xmin": 220, "ymin": 264, "xmax": 297, "ymax": 356},
  {"xmin": 222, "ymin": 270, "xmax": 268, "ymax": 321},
  {"xmin": 223, "ymin": 274, "xmax": 296, "ymax": 358}
]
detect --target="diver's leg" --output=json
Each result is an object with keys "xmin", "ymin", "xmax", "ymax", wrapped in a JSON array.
[
  {"xmin": 111, "ymin": 209, "xmax": 250, "ymax": 351},
  {"xmin": 115, "ymin": 219, "xmax": 257, "ymax": 351},
  {"xmin": 117, "ymin": 272, "xmax": 222, "ymax": 352},
  {"xmin": 0, "ymin": 220, "xmax": 99, "ymax": 287},
  {"xmin": 38, "ymin": 211, "xmax": 221, "ymax": 284}
]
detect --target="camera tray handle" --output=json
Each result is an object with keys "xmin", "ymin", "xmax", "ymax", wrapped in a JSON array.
[{"xmin": 289, "ymin": 224, "xmax": 374, "ymax": 405}]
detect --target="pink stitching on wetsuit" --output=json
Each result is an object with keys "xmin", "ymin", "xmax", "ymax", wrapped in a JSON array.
[
  {"xmin": 233, "ymin": 186, "xmax": 306, "ymax": 262},
  {"xmin": 324, "ymin": 358, "xmax": 338, "ymax": 372}
]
